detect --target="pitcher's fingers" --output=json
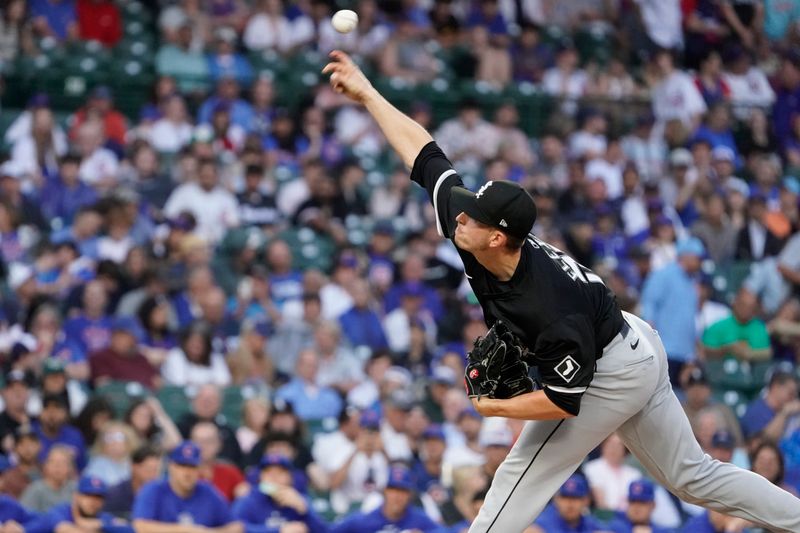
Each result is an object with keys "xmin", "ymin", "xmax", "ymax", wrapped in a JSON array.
[
  {"xmin": 321, "ymin": 62, "xmax": 340, "ymax": 75},
  {"xmin": 329, "ymin": 50, "xmax": 355, "ymax": 67}
]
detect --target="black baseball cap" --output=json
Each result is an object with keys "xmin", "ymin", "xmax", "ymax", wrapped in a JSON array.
[{"xmin": 451, "ymin": 181, "xmax": 537, "ymax": 240}]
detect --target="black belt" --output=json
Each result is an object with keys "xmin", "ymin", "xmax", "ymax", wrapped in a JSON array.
[{"xmin": 619, "ymin": 319, "xmax": 632, "ymax": 340}]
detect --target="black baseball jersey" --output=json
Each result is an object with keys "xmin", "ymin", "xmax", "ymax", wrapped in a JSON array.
[{"xmin": 410, "ymin": 142, "xmax": 624, "ymax": 415}]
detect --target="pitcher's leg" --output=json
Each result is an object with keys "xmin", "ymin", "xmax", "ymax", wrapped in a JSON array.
[{"xmin": 619, "ymin": 383, "xmax": 800, "ymax": 532}]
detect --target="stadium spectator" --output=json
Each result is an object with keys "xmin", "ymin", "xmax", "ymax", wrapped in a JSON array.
[
  {"xmin": 75, "ymin": 0, "xmax": 121, "ymax": 47},
  {"xmin": 640, "ymin": 237, "xmax": 705, "ymax": 384},
  {"xmin": 207, "ymin": 28, "xmax": 253, "ymax": 86},
  {"xmin": 740, "ymin": 365, "xmax": 800, "ymax": 441},
  {"xmin": 3, "ymin": 426, "xmax": 42, "ymax": 498},
  {"xmin": 162, "ymin": 322, "xmax": 231, "ymax": 388},
  {"xmin": 438, "ymin": 464, "xmax": 487, "ymax": 527},
  {"xmin": 20, "ymin": 445, "xmax": 77, "ymax": 513},
  {"xmin": 155, "ymin": 20, "xmax": 211, "ymax": 94},
  {"xmin": 723, "ymin": 47, "xmax": 775, "ymax": 119},
  {"xmin": 235, "ymin": 397, "xmax": 270, "ymax": 456},
  {"xmin": 124, "ymin": 398, "xmax": 182, "ymax": 454},
  {"xmin": 339, "ymin": 280, "xmax": 390, "ymax": 353},
  {"xmin": 583, "ymin": 433, "xmax": 642, "ymax": 512},
  {"xmin": 0, "ymin": 457, "xmax": 38, "ymax": 530},
  {"xmin": 29, "ymin": 0, "xmax": 77, "ymax": 42},
  {"xmin": 479, "ymin": 424, "xmax": 513, "ymax": 479},
  {"xmin": 10, "ymin": 106, "xmax": 68, "ymax": 180},
  {"xmin": 227, "ymin": 319, "xmax": 276, "ymax": 388},
  {"xmin": 163, "ymin": 158, "xmax": 240, "ymax": 244},
  {"xmin": 680, "ymin": 509, "xmax": 750, "ymax": 532},
  {"xmin": 702, "ymin": 288, "xmax": 772, "ymax": 361},
  {"xmin": 443, "ymin": 407, "xmax": 484, "ymax": 469},
  {"xmin": 0, "ymin": 370, "xmax": 32, "ymax": 452},
  {"xmin": 190, "ymin": 421, "xmax": 246, "ymax": 502},
  {"xmin": 26, "ymin": 474, "xmax": 131, "ymax": 533},
  {"xmin": 242, "ymin": 0, "xmax": 293, "ymax": 53},
  {"xmin": 609, "ymin": 478, "xmax": 673, "ymax": 533},
  {"xmin": 131, "ymin": 441, "xmax": 243, "ymax": 532},
  {"xmin": 541, "ymin": 41, "xmax": 588, "ymax": 116},
  {"xmin": 707, "ymin": 429, "xmax": 736, "ymax": 463},
  {"xmin": 411, "ymin": 424, "xmax": 446, "ymax": 494},
  {"xmin": 531, "ymin": 474, "xmax": 611, "ymax": 533},
  {"xmin": 104, "ymin": 446, "xmax": 163, "ymax": 519},
  {"xmin": 33, "ymin": 394, "xmax": 87, "ymax": 470},
  {"xmin": 434, "ymin": 98, "xmax": 500, "ymax": 175},
  {"xmin": 82, "ymin": 421, "xmax": 139, "ymax": 487},
  {"xmin": 177, "ymin": 384, "xmax": 242, "ymax": 466},
  {"xmin": 650, "ymin": 48, "xmax": 707, "ymax": 133},
  {"xmin": 232, "ymin": 454, "xmax": 327, "ymax": 533},
  {"xmin": 681, "ymin": 366, "xmax": 744, "ymax": 446},
  {"xmin": 330, "ymin": 464, "xmax": 439, "ymax": 532},
  {"xmin": 90, "ymin": 317, "xmax": 159, "ymax": 389},
  {"xmin": 274, "ymin": 348, "xmax": 343, "ymax": 421},
  {"xmin": 691, "ymin": 195, "xmax": 738, "ymax": 266},
  {"xmin": 694, "ymin": 50, "xmax": 730, "ymax": 107},
  {"xmin": 149, "ymin": 94, "xmax": 193, "ymax": 155},
  {"xmin": 750, "ymin": 441, "xmax": 798, "ymax": 495}
]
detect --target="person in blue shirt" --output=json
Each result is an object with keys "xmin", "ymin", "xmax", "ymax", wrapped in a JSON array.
[
  {"xmin": 331, "ymin": 464, "xmax": 440, "ymax": 533},
  {"xmin": 38, "ymin": 152, "xmax": 98, "ymax": 226},
  {"xmin": 232, "ymin": 454, "xmax": 327, "ymax": 533},
  {"xmin": 608, "ymin": 479, "xmax": 674, "ymax": 533},
  {"xmin": 63, "ymin": 279, "xmax": 114, "ymax": 355},
  {"xmin": 29, "ymin": 0, "xmax": 77, "ymax": 41},
  {"xmin": 338, "ymin": 279, "xmax": 389, "ymax": 352},
  {"xmin": 26, "ymin": 475, "xmax": 133, "ymax": 533},
  {"xmin": 740, "ymin": 367, "xmax": 800, "ymax": 441},
  {"xmin": 33, "ymin": 394, "xmax": 87, "ymax": 470},
  {"xmin": 207, "ymin": 28, "xmax": 254, "ymax": 87},
  {"xmin": 0, "ymin": 454, "xmax": 39, "ymax": 531},
  {"xmin": 640, "ymin": 237, "xmax": 705, "ymax": 386},
  {"xmin": 531, "ymin": 475, "xmax": 614, "ymax": 533},
  {"xmin": 132, "ymin": 441, "xmax": 242, "ymax": 533},
  {"xmin": 274, "ymin": 350, "xmax": 343, "ymax": 421},
  {"xmin": 681, "ymin": 510, "xmax": 752, "ymax": 532}
]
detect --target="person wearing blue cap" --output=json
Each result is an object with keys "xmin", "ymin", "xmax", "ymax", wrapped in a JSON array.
[
  {"xmin": 232, "ymin": 454, "xmax": 326, "ymax": 533},
  {"xmin": 411, "ymin": 424, "xmax": 446, "ymax": 494},
  {"xmin": 608, "ymin": 479, "xmax": 673, "ymax": 533},
  {"xmin": 132, "ymin": 441, "xmax": 242, "ymax": 533},
  {"xmin": 640, "ymin": 236, "xmax": 706, "ymax": 385},
  {"xmin": 330, "ymin": 464, "xmax": 439, "ymax": 533},
  {"xmin": 25, "ymin": 475, "xmax": 133, "ymax": 533},
  {"xmin": 531, "ymin": 475, "xmax": 612, "ymax": 533},
  {"xmin": 680, "ymin": 509, "xmax": 751, "ymax": 533}
]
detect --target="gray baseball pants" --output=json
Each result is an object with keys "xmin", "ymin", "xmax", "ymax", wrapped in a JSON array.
[{"xmin": 469, "ymin": 311, "xmax": 800, "ymax": 532}]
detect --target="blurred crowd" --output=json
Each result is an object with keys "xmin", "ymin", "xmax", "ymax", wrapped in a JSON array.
[{"xmin": 0, "ymin": 0, "xmax": 799, "ymax": 531}]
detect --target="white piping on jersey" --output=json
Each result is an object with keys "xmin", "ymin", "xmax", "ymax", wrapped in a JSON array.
[
  {"xmin": 433, "ymin": 169, "xmax": 458, "ymax": 237},
  {"xmin": 545, "ymin": 385, "xmax": 587, "ymax": 394}
]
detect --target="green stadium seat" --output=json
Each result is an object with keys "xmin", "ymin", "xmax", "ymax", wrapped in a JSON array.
[
  {"xmin": 94, "ymin": 381, "xmax": 147, "ymax": 417},
  {"xmin": 157, "ymin": 385, "xmax": 191, "ymax": 422},
  {"xmin": 221, "ymin": 386, "xmax": 244, "ymax": 428},
  {"xmin": 712, "ymin": 261, "xmax": 753, "ymax": 304},
  {"xmin": 706, "ymin": 358, "xmax": 762, "ymax": 398}
]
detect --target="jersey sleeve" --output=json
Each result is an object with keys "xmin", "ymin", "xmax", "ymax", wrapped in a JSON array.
[
  {"xmin": 409, "ymin": 141, "xmax": 465, "ymax": 239},
  {"xmin": 131, "ymin": 482, "xmax": 158, "ymax": 520},
  {"xmin": 533, "ymin": 314, "xmax": 597, "ymax": 416}
]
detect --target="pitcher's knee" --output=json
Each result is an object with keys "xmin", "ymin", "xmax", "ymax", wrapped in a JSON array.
[{"xmin": 663, "ymin": 457, "xmax": 725, "ymax": 504}]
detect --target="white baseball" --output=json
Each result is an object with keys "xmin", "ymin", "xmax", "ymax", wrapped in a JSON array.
[{"xmin": 332, "ymin": 9, "xmax": 358, "ymax": 34}]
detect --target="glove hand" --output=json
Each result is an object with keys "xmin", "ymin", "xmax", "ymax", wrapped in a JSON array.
[{"xmin": 465, "ymin": 360, "xmax": 497, "ymax": 398}]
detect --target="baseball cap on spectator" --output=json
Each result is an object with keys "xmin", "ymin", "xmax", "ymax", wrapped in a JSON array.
[
  {"xmin": 215, "ymin": 26, "xmax": 237, "ymax": 43},
  {"xmin": 90, "ymin": 85, "xmax": 113, "ymax": 101},
  {"xmin": 383, "ymin": 366, "xmax": 413, "ymax": 388},
  {"xmin": 27, "ymin": 92, "xmax": 50, "ymax": 108},
  {"xmin": 711, "ymin": 430, "xmax": 735, "ymax": 449},
  {"xmin": 686, "ymin": 366, "xmax": 708, "ymax": 387},
  {"xmin": 458, "ymin": 407, "xmax": 481, "ymax": 421},
  {"xmin": 480, "ymin": 426, "xmax": 513, "ymax": 448},
  {"xmin": 385, "ymin": 389, "xmax": 415, "ymax": 411},
  {"xmin": 451, "ymin": 181, "xmax": 537, "ymax": 240},
  {"xmin": 2, "ymin": 370, "xmax": 27, "ymax": 389},
  {"xmin": 654, "ymin": 214, "xmax": 672, "ymax": 227},
  {"xmin": 559, "ymin": 475, "xmax": 589, "ymax": 498},
  {"xmin": 422, "ymin": 424, "xmax": 446, "ymax": 441},
  {"xmin": 359, "ymin": 410, "xmax": 381, "ymax": 430},
  {"xmin": 337, "ymin": 252, "xmax": 359, "ymax": 269},
  {"xmin": 386, "ymin": 465, "xmax": 414, "ymax": 491},
  {"xmin": 676, "ymin": 237, "xmax": 705, "ymax": 258},
  {"xmin": 78, "ymin": 475, "xmax": 108, "ymax": 497},
  {"xmin": 783, "ymin": 177, "xmax": 800, "ymax": 195},
  {"xmin": 259, "ymin": 454, "xmax": 293, "ymax": 471},
  {"xmin": 111, "ymin": 316, "xmax": 145, "ymax": 343},
  {"xmin": 43, "ymin": 358, "xmax": 67, "ymax": 376},
  {"xmin": 15, "ymin": 425, "xmax": 38, "ymax": 442},
  {"xmin": 398, "ymin": 281, "xmax": 425, "ymax": 300},
  {"xmin": 271, "ymin": 398, "xmax": 294, "ymax": 415},
  {"xmin": 711, "ymin": 146, "xmax": 736, "ymax": 163},
  {"xmin": 430, "ymin": 365, "xmax": 456, "ymax": 386},
  {"xmin": 372, "ymin": 220, "xmax": 395, "ymax": 236},
  {"xmin": 7, "ymin": 263, "xmax": 34, "ymax": 292},
  {"xmin": 169, "ymin": 442, "xmax": 201, "ymax": 467},
  {"xmin": 669, "ymin": 148, "xmax": 693, "ymax": 168},
  {"xmin": 628, "ymin": 479, "xmax": 655, "ymax": 503},
  {"xmin": 167, "ymin": 212, "xmax": 197, "ymax": 232},
  {"xmin": 725, "ymin": 178, "xmax": 750, "ymax": 198}
]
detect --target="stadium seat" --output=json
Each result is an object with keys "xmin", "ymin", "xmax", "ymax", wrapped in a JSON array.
[
  {"xmin": 94, "ymin": 381, "xmax": 147, "ymax": 417},
  {"xmin": 157, "ymin": 385, "xmax": 191, "ymax": 422},
  {"xmin": 220, "ymin": 385, "xmax": 244, "ymax": 428}
]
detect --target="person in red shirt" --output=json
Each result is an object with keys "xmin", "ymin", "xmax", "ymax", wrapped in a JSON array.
[
  {"xmin": 89, "ymin": 317, "xmax": 160, "ymax": 390},
  {"xmin": 76, "ymin": 0, "xmax": 121, "ymax": 47},
  {"xmin": 69, "ymin": 86, "xmax": 128, "ymax": 148},
  {"xmin": 190, "ymin": 421, "xmax": 247, "ymax": 501}
]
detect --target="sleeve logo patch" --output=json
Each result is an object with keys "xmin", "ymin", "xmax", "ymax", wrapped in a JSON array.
[{"xmin": 555, "ymin": 355, "xmax": 580, "ymax": 383}]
